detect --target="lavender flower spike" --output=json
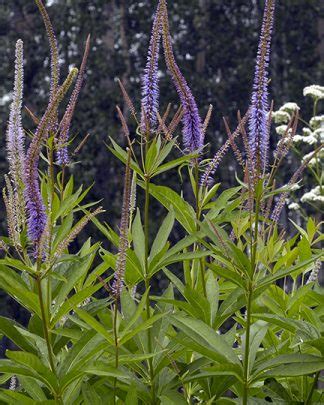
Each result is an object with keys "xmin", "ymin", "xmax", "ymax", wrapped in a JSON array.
[
  {"xmin": 25, "ymin": 68, "xmax": 78, "ymax": 244},
  {"xmin": 160, "ymin": 0, "xmax": 203, "ymax": 152},
  {"xmin": 57, "ymin": 35, "xmax": 91, "ymax": 165},
  {"xmin": 140, "ymin": 1, "xmax": 163, "ymax": 133},
  {"xmin": 7, "ymin": 40, "xmax": 25, "ymax": 212},
  {"xmin": 248, "ymin": 0, "xmax": 275, "ymax": 172}
]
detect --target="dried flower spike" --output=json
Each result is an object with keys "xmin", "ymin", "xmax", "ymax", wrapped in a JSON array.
[
  {"xmin": 160, "ymin": 0, "xmax": 203, "ymax": 153},
  {"xmin": 57, "ymin": 35, "xmax": 91, "ymax": 165},
  {"xmin": 53, "ymin": 206, "xmax": 104, "ymax": 260},
  {"xmin": 248, "ymin": 0, "xmax": 275, "ymax": 172},
  {"xmin": 201, "ymin": 110, "xmax": 249, "ymax": 187},
  {"xmin": 35, "ymin": 0, "xmax": 60, "ymax": 131}
]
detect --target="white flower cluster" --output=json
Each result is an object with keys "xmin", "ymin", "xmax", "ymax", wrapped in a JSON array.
[
  {"xmin": 280, "ymin": 102, "xmax": 300, "ymax": 114},
  {"xmin": 306, "ymin": 260, "xmax": 321, "ymax": 285},
  {"xmin": 288, "ymin": 202, "xmax": 300, "ymax": 211},
  {"xmin": 300, "ymin": 186, "xmax": 324, "ymax": 203},
  {"xmin": 272, "ymin": 110, "xmax": 290, "ymax": 124},
  {"xmin": 273, "ymin": 85, "xmax": 323, "ymax": 211},
  {"xmin": 303, "ymin": 85, "xmax": 324, "ymax": 100},
  {"xmin": 310, "ymin": 115, "xmax": 324, "ymax": 128},
  {"xmin": 275, "ymin": 125, "xmax": 289, "ymax": 136},
  {"xmin": 293, "ymin": 134, "xmax": 317, "ymax": 145},
  {"xmin": 302, "ymin": 149, "xmax": 324, "ymax": 167}
]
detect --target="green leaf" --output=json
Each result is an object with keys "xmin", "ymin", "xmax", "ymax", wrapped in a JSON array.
[
  {"xmin": 184, "ymin": 363, "xmax": 243, "ymax": 383},
  {"xmin": 145, "ymin": 137, "xmax": 160, "ymax": 174},
  {"xmin": 6, "ymin": 351, "xmax": 58, "ymax": 391},
  {"xmin": 159, "ymin": 391, "xmax": 188, "ymax": 405},
  {"xmin": 243, "ymin": 321, "xmax": 268, "ymax": 374},
  {"xmin": 0, "ymin": 265, "xmax": 40, "ymax": 317},
  {"xmin": 0, "ymin": 258, "xmax": 35, "ymax": 275},
  {"xmin": 171, "ymin": 315, "xmax": 240, "ymax": 365},
  {"xmin": 73, "ymin": 309, "xmax": 114, "ymax": 345},
  {"xmin": 253, "ymin": 354, "xmax": 324, "ymax": 379},
  {"xmin": 0, "ymin": 317, "xmax": 36, "ymax": 354},
  {"xmin": 109, "ymin": 137, "xmax": 143, "ymax": 176},
  {"xmin": 209, "ymin": 262, "xmax": 244, "ymax": 288},
  {"xmin": 0, "ymin": 390, "xmax": 36, "ymax": 404},
  {"xmin": 205, "ymin": 187, "xmax": 241, "ymax": 220},
  {"xmin": 52, "ymin": 250, "xmax": 97, "ymax": 313},
  {"xmin": 150, "ymin": 210, "xmax": 175, "ymax": 260},
  {"xmin": 252, "ymin": 313, "xmax": 320, "ymax": 342},
  {"xmin": 206, "ymin": 276, "xmax": 219, "ymax": 328},
  {"xmin": 18, "ymin": 376, "xmax": 47, "ymax": 401},
  {"xmin": 58, "ymin": 330, "xmax": 106, "ymax": 377},
  {"xmin": 255, "ymin": 254, "xmax": 322, "ymax": 292},
  {"xmin": 82, "ymin": 382, "xmax": 102, "ymax": 405},
  {"xmin": 119, "ymin": 313, "xmax": 166, "ymax": 345},
  {"xmin": 153, "ymin": 153, "xmax": 196, "ymax": 177},
  {"xmin": 132, "ymin": 209, "xmax": 145, "ymax": 268},
  {"xmin": 120, "ymin": 290, "xmax": 149, "ymax": 338},
  {"xmin": 50, "ymin": 284, "xmax": 103, "ymax": 327},
  {"xmin": 125, "ymin": 383, "xmax": 138, "ymax": 405},
  {"xmin": 141, "ymin": 183, "xmax": 196, "ymax": 233},
  {"xmin": 163, "ymin": 268, "xmax": 185, "ymax": 295},
  {"xmin": 84, "ymin": 362, "xmax": 129, "ymax": 379}
]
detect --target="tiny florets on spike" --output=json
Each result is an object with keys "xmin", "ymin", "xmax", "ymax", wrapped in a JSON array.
[
  {"xmin": 53, "ymin": 207, "xmax": 104, "ymax": 261},
  {"xmin": 112, "ymin": 150, "xmax": 132, "ymax": 298},
  {"xmin": 35, "ymin": 0, "xmax": 60, "ymax": 132},
  {"xmin": 201, "ymin": 110, "xmax": 249, "ymax": 187},
  {"xmin": 140, "ymin": 1, "xmax": 163, "ymax": 133},
  {"xmin": 7, "ymin": 39, "xmax": 26, "ymax": 228},
  {"xmin": 3, "ymin": 176, "xmax": 20, "ymax": 247},
  {"xmin": 271, "ymin": 145, "xmax": 322, "ymax": 222},
  {"xmin": 24, "ymin": 68, "xmax": 78, "ymax": 245},
  {"xmin": 306, "ymin": 260, "xmax": 321, "ymax": 284},
  {"xmin": 248, "ymin": 0, "xmax": 275, "ymax": 172},
  {"xmin": 57, "ymin": 35, "xmax": 90, "ymax": 165},
  {"xmin": 160, "ymin": 0, "xmax": 203, "ymax": 153}
]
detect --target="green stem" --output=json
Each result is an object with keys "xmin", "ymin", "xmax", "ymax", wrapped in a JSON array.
[
  {"xmin": 144, "ymin": 175, "xmax": 155, "ymax": 403},
  {"xmin": 36, "ymin": 276, "xmax": 55, "ymax": 373},
  {"xmin": 113, "ymin": 301, "xmax": 119, "ymax": 404},
  {"xmin": 305, "ymin": 371, "xmax": 320, "ymax": 405},
  {"xmin": 36, "ymin": 274, "xmax": 62, "ymax": 403},
  {"xmin": 194, "ymin": 161, "xmax": 207, "ymax": 297},
  {"xmin": 243, "ymin": 282, "xmax": 253, "ymax": 405},
  {"xmin": 243, "ymin": 190, "xmax": 261, "ymax": 405}
]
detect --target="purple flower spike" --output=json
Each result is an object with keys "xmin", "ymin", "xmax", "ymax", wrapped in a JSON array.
[
  {"xmin": 57, "ymin": 35, "xmax": 91, "ymax": 165},
  {"xmin": 25, "ymin": 68, "xmax": 78, "ymax": 244},
  {"xmin": 140, "ymin": 1, "xmax": 163, "ymax": 133},
  {"xmin": 161, "ymin": 1, "xmax": 203, "ymax": 152},
  {"xmin": 25, "ymin": 175, "xmax": 47, "ymax": 243},
  {"xmin": 248, "ymin": 0, "xmax": 275, "ymax": 172}
]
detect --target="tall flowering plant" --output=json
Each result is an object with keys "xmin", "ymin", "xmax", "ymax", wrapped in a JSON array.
[
  {"xmin": 0, "ymin": 1, "xmax": 104, "ymax": 402},
  {"xmin": 0, "ymin": 0, "xmax": 322, "ymax": 404}
]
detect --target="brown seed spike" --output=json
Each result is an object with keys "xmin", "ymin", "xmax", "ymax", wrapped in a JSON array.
[
  {"xmin": 202, "ymin": 104, "xmax": 213, "ymax": 135},
  {"xmin": 223, "ymin": 117, "xmax": 245, "ymax": 167},
  {"xmin": 25, "ymin": 106, "xmax": 40, "ymax": 126},
  {"xmin": 117, "ymin": 79, "xmax": 138, "ymax": 124},
  {"xmin": 35, "ymin": 0, "xmax": 60, "ymax": 131}
]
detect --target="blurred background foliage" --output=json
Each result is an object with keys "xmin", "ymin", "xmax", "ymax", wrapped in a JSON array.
[{"xmin": 0, "ymin": 0, "xmax": 323, "ymax": 322}]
